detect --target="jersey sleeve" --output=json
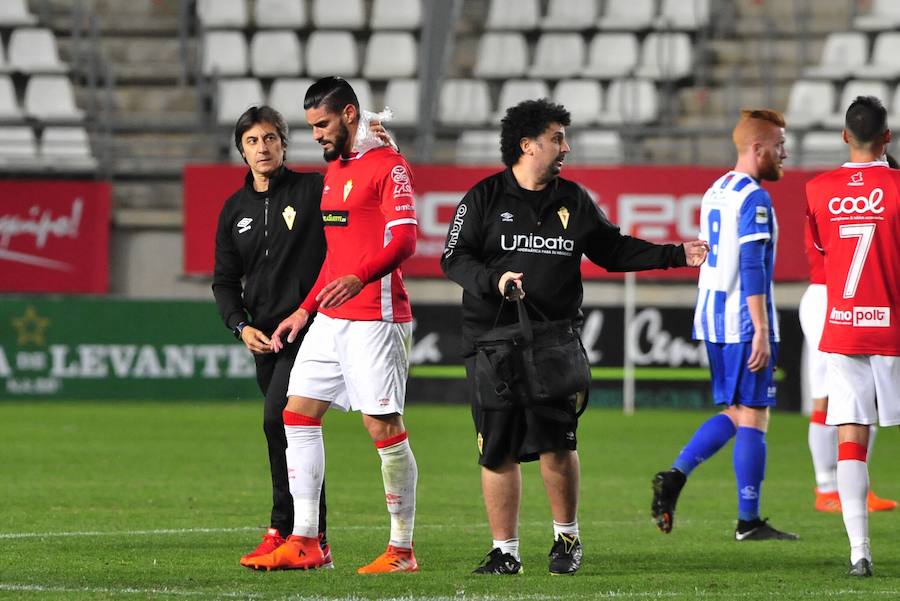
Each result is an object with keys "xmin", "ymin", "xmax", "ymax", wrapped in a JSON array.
[
  {"xmin": 211, "ymin": 198, "xmax": 248, "ymax": 331},
  {"xmin": 376, "ymin": 154, "xmax": 417, "ymax": 229},
  {"xmin": 738, "ymin": 189, "xmax": 772, "ymax": 245}
]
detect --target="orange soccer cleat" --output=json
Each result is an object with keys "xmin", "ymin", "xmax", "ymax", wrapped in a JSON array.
[
  {"xmin": 245, "ymin": 535, "xmax": 332, "ymax": 571},
  {"xmin": 814, "ymin": 489, "xmax": 842, "ymax": 513},
  {"xmin": 357, "ymin": 544, "xmax": 419, "ymax": 574},
  {"xmin": 868, "ymin": 491, "xmax": 898, "ymax": 512},
  {"xmin": 240, "ymin": 528, "xmax": 286, "ymax": 567}
]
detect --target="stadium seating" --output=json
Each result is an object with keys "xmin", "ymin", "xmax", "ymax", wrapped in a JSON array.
[
  {"xmin": 855, "ymin": 32, "xmax": 900, "ymax": 80},
  {"xmin": 8, "ymin": 28, "xmax": 67, "ymax": 74},
  {"xmin": 485, "ymin": 0, "xmax": 539, "ymax": 30},
  {"xmin": 250, "ymin": 31, "xmax": 302, "ymax": 77},
  {"xmin": 0, "ymin": 126, "xmax": 37, "ymax": 165},
  {"xmin": 455, "ymin": 129, "xmax": 500, "ymax": 164},
  {"xmin": 784, "ymin": 80, "xmax": 835, "ymax": 129},
  {"xmin": 196, "ymin": 0, "xmax": 248, "ymax": 29},
  {"xmin": 0, "ymin": 76, "xmax": 22, "ymax": 121},
  {"xmin": 345, "ymin": 78, "xmax": 374, "ymax": 111},
  {"xmin": 363, "ymin": 32, "xmax": 417, "ymax": 79},
  {"xmin": 41, "ymin": 126, "xmax": 97, "ymax": 171},
  {"xmin": 541, "ymin": 0, "xmax": 597, "ymax": 31},
  {"xmin": 495, "ymin": 79, "xmax": 551, "ymax": 120},
  {"xmin": 24, "ymin": 75, "xmax": 84, "ymax": 122},
  {"xmin": 802, "ymin": 32, "xmax": 868, "ymax": 81},
  {"xmin": 853, "ymin": 0, "xmax": 900, "ymax": 32},
  {"xmin": 655, "ymin": 0, "xmax": 710, "ymax": 31},
  {"xmin": 570, "ymin": 130, "xmax": 624, "ymax": 165},
  {"xmin": 553, "ymin": 79, "xmax": 603, "ymax": 125},
  {"xmin": 0, "ymin": 0, "xmax": 36, "ymax": 26},
  {"xmin": 439, "ymin": 79, "xmax": 491, "ymax": 126},
  {"xmin": 383, "ymin": 78, "xmax": 418, "ymax": 126},
  {"xmin": 472, "ymin": 32, "xmax": 528, "ymax": 79},
  {"xmin": 582, "ymin": 33, "xmax": 639, "ymax": 79},
  {"xmin": 598, "ymin": 78, "xmax": 658, "ymax": 124},
  {"xmin": 216, "ymin": 78, "xmax": 265, "ymax": 125},
  {"xmin": 254, "ymin": 0, "xmax": 306, "ymax": 29},
  {"xmin": 202, "ymin": 31, "xmax": 248, "ymax": 77},
  {"xmin": 528, "ymin": 33, "xmax": 585, "ymax": 79},
  {"xmin": 598, "ymin": 0, "xmax": 656, "ymax": 31},
  {"xmin": 305, "ymin": 31, "xmax": 358, "ymax": 77},
  {"xmin": 635, "ymin": 33, "xmax": 693, "ymax": 81},
  {"xmin": 311, "ymin": 0, "xmax": 366, "ymax": 30},
  {"xmin": 799, "ymin": 131, "xmax": 846, "ymax": 168},
  {"xmin": 822, "ymin": 80, "xmax": 890, "ymax": 129},
  {"xmin": 268, "ymin": 77, "xmax": 313, "ymax": 124},
  {"xmin": 370, "ymin": 0, "xmax": 421, "ymax": 30}
]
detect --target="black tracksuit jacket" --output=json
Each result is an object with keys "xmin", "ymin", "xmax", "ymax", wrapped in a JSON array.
[
  {"xmin": 213, "ymin": 167, "xmax": 326, "ymax": 334},
  {"xmin": 440, "ymin": 168, "xmax": 688, "ymax": 349}
]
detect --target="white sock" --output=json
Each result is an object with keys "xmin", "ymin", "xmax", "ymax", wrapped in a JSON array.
[
  {"xmin": 493, "ymin": 538, "xmax": 520, "ymax": 560},
  {"xmin": 837, "ymin": 446, "xmax": 870, "ymax": 563},
  {"xmin": 553, "ymin": 520, "xmax": 579, "ymax": 539},
  {"xmin": 867, "ymin": 425, "xmax": 878, "ymax": 458},
  {"xmin": 808, "ymin": 421, "xmax": 838, "ymax": 492},
  {"xmin": 376, "ymin": 433, "xmax": 417, "ymax": 549},
  {"xmin": 283, "ymin": 412, "xmax": 324, "ymax": 538}
]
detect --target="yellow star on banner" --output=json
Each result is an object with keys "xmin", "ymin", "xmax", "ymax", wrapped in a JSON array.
[{"xmin": 11, "ymin": 306, "xmax": 50, "ymax": 346}]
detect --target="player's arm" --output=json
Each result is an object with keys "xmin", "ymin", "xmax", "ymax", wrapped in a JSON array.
[
  {"xmin": 211, "ymin": 202, "xmax": 248, "ymax": 332},
  {"xmin": 440, "ymin": 191, "xmax": 508, "ymax": 298},
  {"xmin": 739, "ymin": 190, "xmax": 773, "ymax": 372},
  {"xmin": 270, "ymin": 264, "xmax": 328, "ymax": 352}
]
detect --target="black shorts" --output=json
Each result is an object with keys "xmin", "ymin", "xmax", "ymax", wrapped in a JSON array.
[{"xmin": 465, "ymin": 355, "xmax": 578, "ymax": 468}]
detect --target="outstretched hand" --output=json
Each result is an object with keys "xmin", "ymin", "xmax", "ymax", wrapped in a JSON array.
[
  {"xmin": 270, "ymin": 308, "xmax": 310, "ymax": 353},
  {"xmin": 317, "ymin": 274, "xmax": 364, "ymax": 309},
  {"xmin": 682, "ymin": 240, "xmax": 710, "ymax": 267}
]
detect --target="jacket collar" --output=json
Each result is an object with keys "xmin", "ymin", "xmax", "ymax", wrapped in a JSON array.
[
  {"xmin": 244, "ymin": 166, "xmax": 288, "ymax": 194},
  {"xmin": 502, "ymin": 167, "xmax": 562, "ymax": 205}
]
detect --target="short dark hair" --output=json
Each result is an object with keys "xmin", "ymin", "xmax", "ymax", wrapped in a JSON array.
[
  {"xmin": 303, "ymin": 76, "xmax": 359, "ymax": 113},
  {"xmin": 499, "ymin": 98, "xmax": 571, "ymax": 167},
  {"xmin": 845, "ymin": 96, "xmax": 887, "ymax": 145},
  {"xmin": 234, "ymin": 105, "xmax": 289, "ymax": 159}
]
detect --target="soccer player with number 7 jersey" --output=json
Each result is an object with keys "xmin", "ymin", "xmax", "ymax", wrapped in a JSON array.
[
  {"xmin": 651, "ymin": 109, "xmax": 799, "ymax": 542},
  {"xmin": 805, "ymin": 96, "xmax": 900, "ymax": 578}
]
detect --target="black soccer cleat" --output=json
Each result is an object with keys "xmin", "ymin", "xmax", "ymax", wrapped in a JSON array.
[
  {"xmin": 848, "ymin": 558, "xmax": 873, "ymax": 577},
  {"xmin": 734, "ymin": 518, "xmax": 799, "ymax": 541},
  {"xmin": 472, "ymin": 548, "xmax": 522, "ymax": 575},
  {"xmin": 651, "ymin": 469, "xmax": 687, "ymax": 534},
  {"xmin": 548, "ymin": 533, "xmax": 582, "ymax": 575}
]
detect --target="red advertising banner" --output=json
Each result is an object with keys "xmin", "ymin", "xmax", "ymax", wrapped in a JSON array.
[
  {"xmin": 184, "ymin": 164, "xmax": 817, "ymax": 281},
  {"xmin": 0, "ymin": 181, "xmax": 111, "ymax": 293}
]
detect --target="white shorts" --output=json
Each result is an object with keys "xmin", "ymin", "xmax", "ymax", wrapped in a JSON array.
[
  {"xmin": 825, "ymin": 353, "xmax": 900, "ymax": 427},
  {"xmin": 287, "ymin": 313, "xmax": 412, "ymax": 415},
  {"xmin": 799, "ymin": 283, "xmax": 828, "ymax": 399}
]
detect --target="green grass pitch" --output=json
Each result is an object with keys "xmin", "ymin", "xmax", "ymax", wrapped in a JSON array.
[{"xmin": 2, "ymin": 401, "xmax": 899, "ymax": 600}]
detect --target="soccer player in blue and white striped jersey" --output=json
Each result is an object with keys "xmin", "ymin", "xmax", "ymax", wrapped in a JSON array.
[{"xmin": 651, "ymin": 110, "xmax": 799, "ymax": 542}]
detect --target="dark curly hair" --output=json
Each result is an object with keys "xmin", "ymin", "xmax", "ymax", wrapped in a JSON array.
[{"xmin": 499, "ymin": 98, "xmax": 571, "ymax": 167}]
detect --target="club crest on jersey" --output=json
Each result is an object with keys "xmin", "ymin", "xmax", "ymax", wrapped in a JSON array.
[
  {"xmin": 500, "ymin": 211, "xmax": 513, "ymax": 223},
  {"xmin": 282, "ymin": 205, "xmax": 296, "ymax": 230},
  {"xmin": 848, "ymin": 171, "xmax": 864, "ymax": 187},
  {"xmin": 391, "ymin": 165, "xmax": 413, "ymax": 198},
  {"xmin": 754, "ymin": 206, "xmax": 768, "ymax": 224},
  {"xmin": 237, "ymin": 217, "xmax": 252, "ymax": 233},
  {"xmin": 558, "ymin": 206, "xmax": 570, "ymax": 229},
  {"xmin": 343, "ymin": 179, "xmax": 353, "ymax": 202}
]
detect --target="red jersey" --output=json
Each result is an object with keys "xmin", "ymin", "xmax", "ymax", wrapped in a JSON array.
[
  {"xmin": 805, "ymin": 161, "xmax": 900, "ymax": 355},
  {"xmin": 804, "ymin": 219, "xmax": 826, "ymax": 284},
  {"xmin": 318, "ymin": 146, "xmax": 416, "ymax": 322}
]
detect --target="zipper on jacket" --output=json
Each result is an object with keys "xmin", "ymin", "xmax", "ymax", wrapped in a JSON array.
[{"xmin": 264, "ymin": 197, "xmax": 269, "ymax": 257}]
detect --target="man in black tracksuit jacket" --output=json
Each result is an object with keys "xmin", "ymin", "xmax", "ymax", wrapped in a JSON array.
[
  {"xmin": 213, "ymin": 106, "xmax": 328, "ymax": 566},
  {"xmin": 441, "ymin": 99, "xmax": 708, "ymax": 576}
]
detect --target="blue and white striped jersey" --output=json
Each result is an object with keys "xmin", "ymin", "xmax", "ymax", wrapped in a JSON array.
[{"xmin": 692, "ymin": 171, "xmax": 780, "ymax": 343}]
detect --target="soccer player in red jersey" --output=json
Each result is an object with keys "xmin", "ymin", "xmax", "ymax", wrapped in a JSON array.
[
  {"xmin": 805, "ymin": 96, "xmax": 900, "ymax": 577},
  {"xmin": 246, "ymin": 77, "xmax": 419, "ymax": 573},
  {"xmin": 799, "ymin": 226, "xmax": 896, "ymax": 514}
]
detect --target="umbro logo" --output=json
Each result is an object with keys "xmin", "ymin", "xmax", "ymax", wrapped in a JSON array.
[
  {"xmin": 501, "ymin": 212, "xmax": 513, "ymax": 222},
  {"xmin": 237, "ymin": 217, "xmax": 253, "ymax": 233}
]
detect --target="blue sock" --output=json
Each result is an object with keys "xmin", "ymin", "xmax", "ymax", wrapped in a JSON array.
[
  {"xmin": 733, "ymin": 426, "xmax": 766, "ymax": 522},
  {"xmin": 672, "ymin": 413, "xmax": 737, "ymax": 476}
]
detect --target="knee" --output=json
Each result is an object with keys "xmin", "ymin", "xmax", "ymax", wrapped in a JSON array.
[{"xmin": 738, "ymin": 406, "xmax": 769, "ymax": 431}]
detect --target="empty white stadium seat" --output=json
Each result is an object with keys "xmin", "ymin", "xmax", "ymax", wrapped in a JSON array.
[
  {"xmin": 598, "ymin": 0, "xmax": 655, "ymax": 31},
  {"xmin": 784, "ymin": 80, "xmax": 835, "ymax": 129},
  {"xmin": 800, "ymin": 131, "xmax": 847, "ymax": 168},
  {"xmin": 889, "ymin": 82, "xmax": 900, "ymax": 132},
  {"xmin": 345, "ymin": 78, "xmax": 373, "ymax": 111},
  {"xmin": 541, "ymin": 0, "xmax": 597, "ymax": 30},
  {"xmin": 854, "ymin": 0, "xmax": 900, "ymax": 32},
  {"xmin": 598, "ymin": 79, "xmax": 658, "ymax": 124},
  {"xmin": 305, "ymin": 31, "xmax": 358, "ymax": 77},
  {"xmin": 529, "ymin": 33, "xmax": 585, "ymax": 79},
  {"xmin": 582, "ymin": 33, "xmax": 638, "ymax": 79},
  {"xmin": 268, "ymin": 77, "xmax": 314, "ymax": 124},
  {"xmin": 24, "ymin": 76, "xmax": 84, "ymax": 122},
  {"xmin": 571, "ymin": 130, "xmax": 623, "ymax": 165},
  {"xmin": 485, "ymin": 0, "xmax": 539, "ymax": 30},
  {"xmin": 635, "ymin": 33, "xmax": 692, "ymax": 80},
  {"xmin": 0, "ymin": 126, "xmax": 37, "ymax": 165},
  {"xmin": 196, "ymin": 0, "xmax": 248, "ymax": 28},
  {"xmin": 822, "ymin": 80, "xmax": 890, "ymax": 129},
  {"xmin": 363, "ymin": 32, "xmax": 417, "ymax": 79},
  {"xmin": 439, "ymin": 79, "xmax": 491, "ymax": 126},
  {"xmin": 456, "ymin": 130, "xmax": 500, "ymax": 165},
  {"xmin": 553, "ymin": 79, "xmax": 602, "ymax": 125},
  {"xmin": 495, "ymin": 79, "xmax": 551, "ymax": 120},
  {"xmin": 0, "ymin": 0, "xmax": 37, "ymax": 26},
  {"xmin": 0, "ymin": 76, "xmax": 22, "ymax": 121},
  {"xmin": 370, "ymin": 0, "xmax": 421, "ymax": 30},
  {"xmin": 855, "ymin": 33, "xmax": 900, "ymax": 81},
  {"xmin": 656, "ymin": 0, "xmax": 710, "ymax": 31},
  {"xmin": 255, "ymin": 0, "xmax": 306, "ymax": 28},
  {"xmin": 8, "ymin": 28, "xmax": 67, "ymax": 74},
  {"xmin": 311, "ymin": 0, "xmax": 366, "ymax": 29},
  {"xmin": 383, "ymin": 78, "xmax": 418, "ymax": 126},
  {"xmin": 41, "ymin": 126, "xmax": 97, "ymax": 170},
  {"xmin": 472, "ymin": 33, "xmax": 528, "ymax": 79},
  {"xmin": 216, "ymin": 78, "xmax": 265, "ymax": 125},
  {"xmin": 202, "ymin": 31, "xmax": 248, "ymax": 77},
  {"xmin": 250, "ymin": 31, "xmax": 302, "ymax": 78},
  {"xmin": 803, "ymin": 32, "xmax": 869, "ymax": 81}
]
